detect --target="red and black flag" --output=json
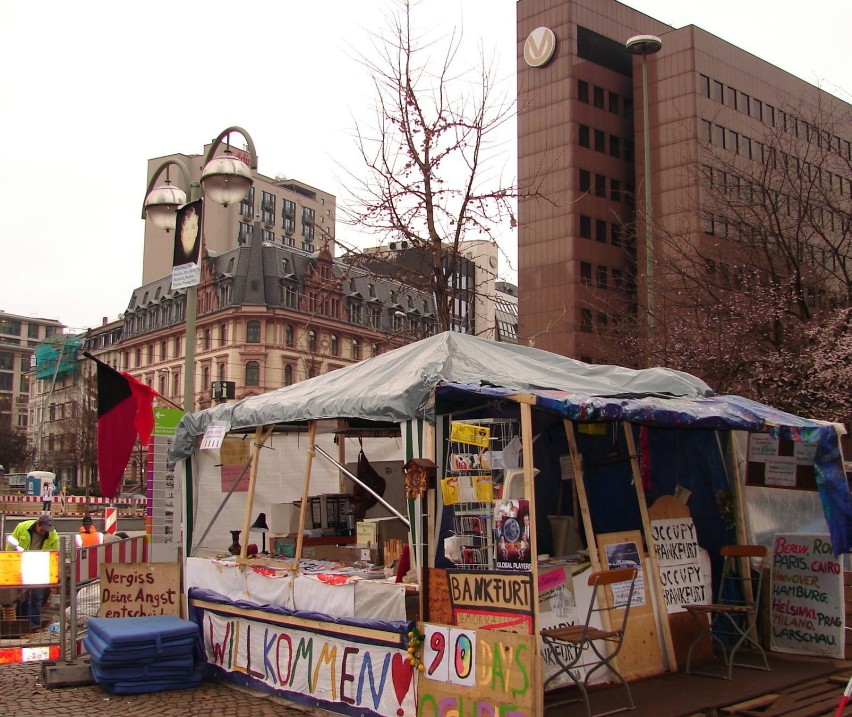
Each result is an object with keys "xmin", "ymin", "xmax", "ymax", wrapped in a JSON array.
[{"xmin": 84, "ymin": 353, "xmax": 158, "ymax": 499}]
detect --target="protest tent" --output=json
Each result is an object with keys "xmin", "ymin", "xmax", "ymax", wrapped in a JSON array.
[{"xmin": 168, "ymin": 331, "xmax": 850, "ymax": 717}]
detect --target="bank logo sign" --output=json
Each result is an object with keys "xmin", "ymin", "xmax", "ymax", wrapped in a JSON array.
[{"xmin": 524, "ymin": 26, "xmax": 556, "ymax": 67}]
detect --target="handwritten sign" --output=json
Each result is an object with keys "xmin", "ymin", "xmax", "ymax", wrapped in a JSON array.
[
  {"xmin": 447, "ymin": 570, "xmax": 533, "ymax": 633},
  {"xmin": 649, "ymin": 517, "xmax": 707, "ymax": 612},
  {"xmin": 770, "ymin": 533, "xmax": 844, "ymax": 657},
  {"xmin": 201, "ymin": 609, "xmax": 416, "ymax": 717},
  {"xmin": 98, "ymin": 563, "xmax": 180, "ymax": 618},
  {"xmin": 418, "ymin": 625, "xmax": 534, "ymax": 715}
]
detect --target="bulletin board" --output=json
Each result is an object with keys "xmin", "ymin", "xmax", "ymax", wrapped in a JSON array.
[
  {"xmin": 596, "ymin": 530, "xmax": 664, "ymax": 680},
  {"xmin": 745, "ymin": 433, "xmax": 817, "ymax": 491}
]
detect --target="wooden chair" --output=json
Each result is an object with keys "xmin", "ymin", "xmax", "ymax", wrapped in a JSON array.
[
  {"xmin": 541, "ymin": 567, "xmax": 638, "ymax": 717},
  {"xmin": 683, "ymin": 544, "xmax": 770, "ymax": 680}
]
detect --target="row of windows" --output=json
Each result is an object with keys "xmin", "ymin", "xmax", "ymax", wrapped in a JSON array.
[
  {"xmin": 579, "ymin": 215, "xmax": 626, "ymax": 247},
  {"xmin": 579, "ymin": 261, "xmax": 627, "ymax": 291},
  {"xmin": 579, "ymin": 308, "xmax": 611, "ymax": 334},
  {"xmin": 699, "ymin": 74, "xmax": 852, "ymax": 161},
  {"xmin": 239, "ymin": 221, "xmax": 315, "ymax": 248},
  {"xmin": 577, "ymin": 80, "xmax": 633, "ymax": 118},
  {"xmin": 579, "ymin": 169, "xmax": 634, "ymax": 204},
  {"xmin": 578, "ymin": 125, "xmax": 634, "ymax": 162},
  {"xmin": 701, "ymin": 120, "xmax": 852, "ymax": 201},
  {"xmin": 702, "ymin": 166, "xmax": 848, "ymax": 237}
]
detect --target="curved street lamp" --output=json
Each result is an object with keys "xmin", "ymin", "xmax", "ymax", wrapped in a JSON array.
[
  {"xmin": 626, "ymin": 34, "xmax": 662, "ymax": 348},
  {"xmin": 141, "ymin": 127, "xmax": 258, "ymax": 413}
]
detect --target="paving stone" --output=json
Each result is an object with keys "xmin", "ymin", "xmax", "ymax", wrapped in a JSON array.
[{"xmin": 0, "ymin": 660, "xmax": 326, "ymax": 717}]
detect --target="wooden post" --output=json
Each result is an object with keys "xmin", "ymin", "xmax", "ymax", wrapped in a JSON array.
[
  {"xmin": 239, "ymin": 425, "xmax": 274, "ymax": 561},
  {"xmin": 292, "ymin": 420, "xmax": 318, "ymax": 570},
  {"xmin": 518, "ymin": 399, "xmax": 544, "ymax": 717},
  {"xmin": 623, "ymin": 421, "xmax": 678, "ymax": 671},
  {"xmin": 564, "ymin": 420, "xmax": 600, "ymax": 571}
]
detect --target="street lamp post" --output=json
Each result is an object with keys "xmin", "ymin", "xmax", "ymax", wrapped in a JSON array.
[
  {"xmin": 626, "ymin": 34, "xmax": 662, "ymax": 344},
  {"xmin": 142, "ymin": 127, "xmax": 257, "ymax": 413}
]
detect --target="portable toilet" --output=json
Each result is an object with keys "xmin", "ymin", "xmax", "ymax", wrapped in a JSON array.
[{"xmin": 25, "ymin": 471, "xmax": 55, "ymax": 496}]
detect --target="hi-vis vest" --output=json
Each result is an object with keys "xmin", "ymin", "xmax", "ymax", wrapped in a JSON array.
[{"xmin": 75, "ymin": 530, "xmax": 104, "ymax": 548}]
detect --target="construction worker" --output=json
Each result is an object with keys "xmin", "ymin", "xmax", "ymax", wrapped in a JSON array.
[
  {"xmin": 5, "ymin": 515, "xmax": 59, "ymax": 629},
  {"xmin": 75, "ymin": 514, "xmax": 104, "ymax": 548}
]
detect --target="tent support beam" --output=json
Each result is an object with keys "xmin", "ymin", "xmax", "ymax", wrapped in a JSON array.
[
  {"xmin": 313, "ymin": 445, "xmax": 410, "ymax": 528},
  {"xmin": 624, "ymin": 421, "xmax": 678, "ymax": 671},
  {"xmin": 238, "ymin": 425, "xmax": 275, "ymax": 561},
  {"xmin": 292, "ymin": 421, "xmax": 318, "ymax": 569}
]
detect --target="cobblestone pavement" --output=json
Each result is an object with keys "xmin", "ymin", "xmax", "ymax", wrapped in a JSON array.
[{"xmin": 0, "ymin": 660, "xmax": 328, "ymax": 717}]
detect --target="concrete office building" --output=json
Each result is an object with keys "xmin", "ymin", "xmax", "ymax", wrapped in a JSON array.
[
  {"xmin": 0, "ymin": 312, "xmax": 63, "ymax": 435},
  {"xmin": 516, "ymin": 0, "xmax": 852, "ymax": 363}
]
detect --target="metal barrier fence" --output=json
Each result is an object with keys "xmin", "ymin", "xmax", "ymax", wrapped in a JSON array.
[
  {"xmin": 0, "ymin": 534, "xmax": 149, "ymax": 664},
  {"xmin": 0, "ymin": 495, "xmax": 146, "ymax": 516}
]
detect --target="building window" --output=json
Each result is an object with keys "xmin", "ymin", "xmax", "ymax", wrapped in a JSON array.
[
  {"xmin": 612, "ymin": 268, "xmax": 623, "ymax": 290},
  {"xmin": 284, "ymin": 364, "xmax": 293, "ymax": 386},
  {"xmin": 285, "ymin": 324, "xmax": 294, "ymax": 347},
  {"xmin": 712, "ymin": 80, "xmax": 724, "ymax": 103},
  {"xmin": 596, "ymin": 219, "xmax": 607, "ymax": 243},
  {"xmin": 238, "ymin": 222, "xmax": 253, "ymax": 245},
  {"xmin": 579, "ymin": 215, "xmax": 592, "ymax": 239},
  {"xmin": 246, "ymin": 320, "xmax": 261, "ymax": 343},
  {"xmin": 608, "ymin": 92, "xmax": 620, "ymax": 114},
  {"xmin": 594, "ymin": 129, "xmax": 605, "ymax": 153},
  {"xmin": 594, "ymin": 174, "xmax": 606, "ymax": 198},
  {"xmin": 203, "ymin": 329, "xmax": 211, "ymax": 350},
  {"xmin": 580, "ymin": 309, "xmax": 593, "ymax": 333},
  {"xmin": 262, "ymin": 229, "xmax": 275, "ymax": 243},
  {"xmin": 610, "ymin": 179, "xmax": 621, "ymax": 202},
  {"xmin": 352, "ymin": 340, "xmax": 360, "ymax": 360},
  {"xmin": 580, "ymin": 262, "xmax": 592, "ymax": 285},
  {"xmin": 596, "ymin": 265, "xmax": 608, "ymax": 289},
  {"xmin": 578, "ymin": 80, "xmax": 589, "ymax": 103},
  {"xmin": 579, "ymin": 170, "xmax": 591, "ymax": 192},
  {"xmin": 308, "ymin": 330, "xmax": 317, "ymax": 353},
  {"xmin": 609, "ymin": 135, "xmax": 620, "ymax": 159},
  {"xmin": 611, "ymin": 224, "xmax": 623, "ymax": 246},
  {"xmin": 245, "ymin": 361, "xmax": 260, "ymax": 386},
  {"xmin": 330, "ymin": 334, "xmax": 339, "ymax": 356},
  {"xmin": 579, "ymin": 124, "xmax": 590, "ymax": 148},
  {"xmin": 593, "ymin": 86, "xmax": 604, "ymax": 109},
  {"xmin": 699, "ymin": 74, "xmax": 710, "ymax": 98}
]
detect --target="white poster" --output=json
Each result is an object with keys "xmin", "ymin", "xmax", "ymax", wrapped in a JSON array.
[
  {"xmin": 650, "ymin": 517, "xmax": 708, "ymax": 613},
  {"xmin": 770, "ymin": 533, "xmax": 844, "ymax": 658}
]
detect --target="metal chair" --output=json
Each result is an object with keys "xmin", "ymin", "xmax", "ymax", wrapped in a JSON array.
[
  {"xmin": 683, "ymin": 544, "xmax": 770, "ymax": 680},
  {"xmin": 541, "ymin": 567, "xmax": 638, "ymax": 717}
]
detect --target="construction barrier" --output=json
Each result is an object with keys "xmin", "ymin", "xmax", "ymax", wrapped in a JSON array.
[
  {"xmin": 75, "ymin": 536, "xmax": 148, "ymax": 584},
  {"xmin": 103, "ymin": 507, "xmax": 117, "ymax": 535},
  {"xmin": 0, "ymin": 495, "xmax": 146, "ymax": 516}
]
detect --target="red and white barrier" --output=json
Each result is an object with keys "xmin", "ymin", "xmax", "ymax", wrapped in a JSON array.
[
  {"xmin": 75, "ymin": 535, "xmax": 149, "ymax": 584},
  {"xmin": 0, "ymin": 495, "xmax": 146, "ymax": 515},
  {"xmin": 103, "ymin": 507, "xmax": 117, "ymax": 535}
]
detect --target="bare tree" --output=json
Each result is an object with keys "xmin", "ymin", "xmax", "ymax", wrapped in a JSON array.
[
  {"xmin": 618, "ymin": 97, "xmax": 852, "ymax": 423},
  {"xmin": 342, "ymin": 0, "xmax": 519, "ymax": 331}
]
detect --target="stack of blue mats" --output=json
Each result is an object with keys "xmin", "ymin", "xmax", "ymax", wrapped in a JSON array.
[{"xmin": 83, "ymin": 615, "xmax": 204, "ymax": 695}]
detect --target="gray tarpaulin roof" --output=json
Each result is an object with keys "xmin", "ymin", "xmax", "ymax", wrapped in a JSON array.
[{"xmin": 169, "ymin": 332, "xmax": 713, "ymax": 461}]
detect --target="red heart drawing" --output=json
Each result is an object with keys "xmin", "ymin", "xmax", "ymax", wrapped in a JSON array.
[{"xmin": 391, "ymin": 652, "xmax": 414, "ymax": 705}]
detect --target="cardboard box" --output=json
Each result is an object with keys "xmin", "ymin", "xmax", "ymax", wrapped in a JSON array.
[{"xmin": 269, "ymin": 502, "xmax": 302, "ymax": 535}]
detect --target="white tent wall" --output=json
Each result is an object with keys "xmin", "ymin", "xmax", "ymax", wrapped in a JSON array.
[
  {"xmin": 733, "ymin": 430, "xmax": 830, "ymax": 547},
  {"xmin": 189, "ymin": 431, "xmax": 404, "ymax": 555}
]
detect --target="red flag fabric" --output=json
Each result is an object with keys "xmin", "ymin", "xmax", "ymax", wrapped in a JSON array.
[{"xmin": 85, "ymin": 353, "xmax": 158, "ymax": 499}]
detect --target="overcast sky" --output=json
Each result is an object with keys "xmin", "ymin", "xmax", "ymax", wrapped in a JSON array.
[{"xmin": 2, "ymin": 1, "xmax": 850, "ymax": 331}]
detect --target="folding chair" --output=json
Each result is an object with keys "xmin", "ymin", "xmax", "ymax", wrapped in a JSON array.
[
  {"xmin": 541, "ymin": 567, "xmax": 638, "ymax": 717},
  {"xmin": 683, "ymin": 544, "xmax": 770, "ymax": 680}
]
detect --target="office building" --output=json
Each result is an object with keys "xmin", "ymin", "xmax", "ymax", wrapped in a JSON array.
[{"xmin": 517, "ymin": 0, "xmax": 851, "ymax": 364}]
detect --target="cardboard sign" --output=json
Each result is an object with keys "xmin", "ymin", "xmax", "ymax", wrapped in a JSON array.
[
  {"xmin": 98, "ymin": 562, "xmax": 181, "ymax": 618},
  {"xmin": 447, "ymin": 570, "xmax": 533, "ymax": 633},
  {"xmin": 649, "ymin": 517, "xmax": 708, "ymax": 612},
  {"xmin": 770, "ymin": 533, "xmax": 844, "ymax": 657},
  {"xmin": 418, "ymin": 625, "xmax": 535, "ymax": 715}
]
